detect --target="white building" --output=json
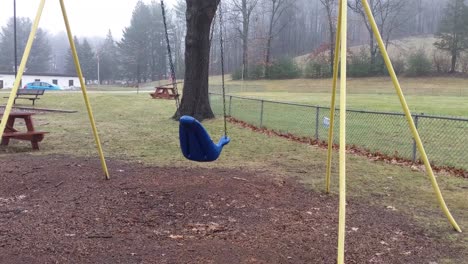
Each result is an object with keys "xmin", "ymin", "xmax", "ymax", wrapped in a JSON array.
[{"xmin": 0, "ymin": 72, "xmax": 81, "ymax": 90}]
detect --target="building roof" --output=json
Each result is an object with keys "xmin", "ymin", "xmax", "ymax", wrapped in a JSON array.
[{"xmin": 0, "ymin": 71, "xmax": 78, "ymax": 78}]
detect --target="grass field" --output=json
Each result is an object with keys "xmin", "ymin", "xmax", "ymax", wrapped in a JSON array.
[
  {"xmin": 2, "ymin": 76, "xmax": 465, "ymax": 169},
  {"xmin": 1, "ymin": 93, "xmax": 467, "ymax": 258},
  {"xmin": 209, "ymin": 94, "xmax": 467, "ymax": 170},
  {"xmin": 209, "ymin": 76, "xmax": 468, "ymax": 117},
  {"xmin": 206, "ymin": 76, "xmax": 468, "ymax": 170}
]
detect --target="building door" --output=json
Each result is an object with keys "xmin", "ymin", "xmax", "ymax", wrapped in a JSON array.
[
  {"xmin": 0, "ymin": 80, "xmax": 3, "ymax": 89},
  {"xmin": 69, "ymin": 80, "xmax": 74, "ymax": 87}
]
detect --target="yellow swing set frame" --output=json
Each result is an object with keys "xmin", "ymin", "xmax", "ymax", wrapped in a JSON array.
[
  {"xmin": 327, "ymin": 0, "xmax": 461, "ymax": 263},
  {"xmin": 0, "ymin": 0, "xmax": 109, "ymax": 179}
]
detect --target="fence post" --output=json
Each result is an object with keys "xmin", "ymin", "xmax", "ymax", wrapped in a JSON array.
[
  {"xmin": 228, "ymin": 95, "xmax": 232, "ymax": 116},
  {"xmin": 315, "ymin": 106, "xmax": 320, "ymax": 140},
  {"xmin": 260, "ymin": 100, "xmax": 264, "ymax": 127},
  {"xmin": 412, "ymin": 114, "xmax": 419, "ymax": 162}
]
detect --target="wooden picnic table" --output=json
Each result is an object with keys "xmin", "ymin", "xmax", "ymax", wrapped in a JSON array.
[
  {"xmin": 0, "ymin": 111, "xmax": 48, "ymax": 150},
  {"xmin": 150, "ymin": 82, "xmax": 181, "ymax": 100}
]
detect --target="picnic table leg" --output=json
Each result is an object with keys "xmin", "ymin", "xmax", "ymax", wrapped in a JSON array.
[
  {"xmin": 1, "ymin": 117, "xmax": 16, "ymax": 146},
  {"xmin": 24, "ymin": 116, "xmax": 35, "ymax": 131},
  {"xmin": 24, "ymin": 116, "xmax": 40, "ymax": 149},
  {"xmin": 1, "ymin": 137, "xmax": 9, "ymax": 146},
  {"xmin": 7, "ymin": 116, "xmax": 16, "ymax": 129},
  {"xmin": 31, "ymin": 138, "xmax": 40, "ymax": 150}
]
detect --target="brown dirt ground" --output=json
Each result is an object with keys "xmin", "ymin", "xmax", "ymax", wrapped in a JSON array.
[{"xmin": 0, "ymin": 155, "xmax": 464, "ymax": 264}]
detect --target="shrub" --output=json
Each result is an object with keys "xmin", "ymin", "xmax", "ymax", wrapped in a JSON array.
[
  {"xmin": 371, "ymin": 52, "xmax": 389, "ymax": 76},
  {"xmin": 248, "ymin": 64, "xmax": 264, "ymax": 80},
  {"xmin": 459, "ymin": 53, "xmax": 468, "ymax": 73},
  {"xmin": 265, "ymin": 57, "xmax": 301, "ymax": 79},
  {"xmin": 391, "ymin": 56, "xmax": 406, "ymax": 75},
  {"xmin": 407, "ymin": 49, "xmax": 432, "ymax": 76},
  {"xmin": 348, "ymin": 48, "xmax": 372, "ymax": 77},
  {"xmin": 432, "ymin": 50, "xmax": 451, "ymax": 73},
  {"xmin": 304, "ymin": 60, "xmax": 332, "ymax": 78},
  {"xmin": 304, "ymin": 47, "xmax": 332, "ymax": 78}
]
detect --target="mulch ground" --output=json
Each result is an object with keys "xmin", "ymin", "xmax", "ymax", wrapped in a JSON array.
[{"xmin": 0, "ymin": 155, "xmax": 463, "ymax": 264}]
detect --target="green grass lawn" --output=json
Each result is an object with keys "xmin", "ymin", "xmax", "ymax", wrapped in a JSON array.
[
  {"xmin": 206, "ymin": 76, "xmax": 468, "ymax": 170},
  {"xmin": 229, "ymin": 92, "xmax": 468, "ymax": 117},
  {"xmin": 210, "ymin": 93, "xmax": 467, "ymax": 170},
  {"xmin": 208, "ymin": 76, "xmax": 468, "ymax": 117},
  {"xmin": 1, "ymin": 92, "xmax": 466, "ymax": 260}
]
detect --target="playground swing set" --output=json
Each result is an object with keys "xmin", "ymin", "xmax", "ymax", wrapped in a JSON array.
[{"xmin": 0, "ymin": 1, "xmax": 461, "ymax": 263}]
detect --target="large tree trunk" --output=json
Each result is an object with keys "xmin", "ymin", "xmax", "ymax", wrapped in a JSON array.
[{"xmin": 175, "ymin": 0, "xmax": 220, "ymax": 121}]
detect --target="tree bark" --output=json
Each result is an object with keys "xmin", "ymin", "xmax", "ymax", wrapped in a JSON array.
[
  {"xmin": 175, "ymin": 0, "xmax": 220, "ymax": 121},
  {"xmin": 370, "ymin": 35, "xmax": 376, "ymax": 67},
  {"xmin": 451, "ymin": 50, "xmax": 457, "ymax": 73},
  {"xmin": 264, "ymin": 0, "xmax": 289, "ymax": 78},
  {"xmin": 242, "ymin": 0, "xmax": 249, "ymax": 79},
  {"xmin": 322, "ymin": 0, "xmax": 335, "ymax": 75},
  {"xmin": 233, "ymin": 0, "xmax": 258, "ymax": 79},
  {"xmin": 264, "ymin": 2, "xmax": 275, "ymax": 78}
]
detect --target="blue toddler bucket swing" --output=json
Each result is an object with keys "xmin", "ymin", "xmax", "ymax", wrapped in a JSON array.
[
  {"xmin": 160, "ymin": 0, "xmax": 230, "ymax": 162},
  {"xmin": 179, "ymin": 115, "xmax": 230, "ymax": 162}
]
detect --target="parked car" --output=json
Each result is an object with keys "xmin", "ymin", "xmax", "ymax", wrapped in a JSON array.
[{"xmin": 24, "ymin": 81, "xmax": 62, "ymax": 90}]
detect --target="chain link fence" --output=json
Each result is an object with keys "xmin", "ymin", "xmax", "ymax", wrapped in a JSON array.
[
  {"xmin": 209, "ymin": 84, "xmax": 468, "ymax": 96},
  {"xmin": 209, "ymin": 92, "xmax": 468, "ymax": 170}
]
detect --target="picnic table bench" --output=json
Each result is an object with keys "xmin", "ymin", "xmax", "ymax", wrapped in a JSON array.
[
  {"xmin": 1, "ymin": 111, "xmax": 48, "ymax": 150},
  {"xmin": 3, "ymin": 89, "xmax": 45, "ymax": 106}
]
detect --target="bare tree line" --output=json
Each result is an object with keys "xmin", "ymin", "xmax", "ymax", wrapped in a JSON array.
[{"xmin": 170, "ymin": 0, "xmax": 449, "ymax": 78}]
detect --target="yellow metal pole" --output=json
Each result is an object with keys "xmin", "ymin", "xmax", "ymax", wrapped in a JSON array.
[
  {"xmin": 337, "ymin": 0, "xmax": 348, "ymax": 262},
  {"xmin": 361, "ymin": 0, "xmax": 461, "ymax": 232},
  {"xmin": 59, "ymin": 0, "xmax": 110, "ymax": 180},
  {"xmin": 325, "ymin": 0, "xmax": 343, "ymax": 194},
  {"xmin": 0, "ymin": 0, "xmax": 46, "ymax": 136}
]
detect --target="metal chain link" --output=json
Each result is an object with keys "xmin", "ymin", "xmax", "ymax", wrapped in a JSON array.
[
  {"xmin": 160, "ymin": 0, "xmax": 180, "ymax": 111},
  {"xmin": 219, "ymin": 2, "xmax": 228, "ymax": 137}
]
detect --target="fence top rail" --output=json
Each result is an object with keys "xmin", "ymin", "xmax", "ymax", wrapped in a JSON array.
[
  {"xmin": 210, "ymin": 92, "xmax": 317, "ymax": 108},
  {"xmin": 209, "ymin": 92, "xmax": 468, "ymax": 122}
]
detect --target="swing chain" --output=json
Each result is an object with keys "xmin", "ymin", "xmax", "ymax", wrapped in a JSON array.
[
  {"xmin": 161, "ymin": 0, "xmax": 180, "ymax": 111},
  {"xmin": 219, "ymin": 1, "xmax": 228, "ymax": 137}
]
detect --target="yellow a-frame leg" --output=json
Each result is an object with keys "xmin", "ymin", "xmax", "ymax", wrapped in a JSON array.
[
  {"xmin": 0, "ymin": 0, "xmax": 46, "ymax": 137},
  {"xmin": 336, "ymin": 0, "xmax": 348, "ymax": 263},
  {"xmin": 59, "ymin": 0, "xmax": 109, "ymax": 179},
  {"xmin": 324, "ymin": 1, "xmax": 347, "ymax": 263},
  {"xmin": 325, "ymin": 0, "xmax": 343, "ymax": 194},
  {"xmin": 325, "ymin": 0, "xmax": 461, "ymax": 262},
  {"xmin": 360, "ymin": 0, "xmax": 460, "ymax": 232},
  {"xmin": 0, "ymin": 0, "xmax": 110, "ymax": 179}
]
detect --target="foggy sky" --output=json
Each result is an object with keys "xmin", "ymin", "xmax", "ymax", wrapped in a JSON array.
[{"xmin": 0, "ymin": 0, "xmax": 178, "ymax": 39}]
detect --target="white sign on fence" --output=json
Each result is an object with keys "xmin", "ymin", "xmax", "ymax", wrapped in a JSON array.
[{"xmin": 323, "ymin": 117, "xmax": 330, "ymax": 128}]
